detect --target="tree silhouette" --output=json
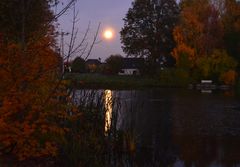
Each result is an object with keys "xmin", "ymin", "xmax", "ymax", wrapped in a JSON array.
[{"xmin": 121, "ymin": 0, "xmax": 179, "ymax": 64}]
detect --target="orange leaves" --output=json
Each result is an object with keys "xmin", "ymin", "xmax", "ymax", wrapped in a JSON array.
[
  {"xmin": 44, "ymin": 142, "xmax": 58, "ymax": 157},
  {"xmin": 16, "ymin": 139, "xmax": 57, "ymax": 161},
  {"xmin": 172, "ymin": 26, "xmax": 184, "ymax": 44},
  {"xmin": 180, "ymin": 0, "xmax": 205, "ymax": 44},
  {"xmin": 172, "ymin": 43, "xmax": 195, "ymax": 67},
  {"xmin": 0, "ymin": 36, "xmax": 68, "ymax": 160},
  {"xmin": 224, "ymin": 0, "xmax": 240, "ymax": 32},
  {"xmin": 182, "ymin": 8, "xmax": 203, "ymax": 38},
  {"xmin": 172, "ymin": 26, "xmax": 196, "ymax": 67},
  {"xmin": 173, "ymin": 0, "xmax": 225, "ymax": 70},
  {"xmin": 172, "ymin": 0, "xmax": 238, "ymax": 85},
  {"xmin": 220, "ymin": 70, "xmax": 238, "ymax": 85},
  {"xmin": 172, "ymin": 1, "xmax": 203, "ymax": 67}
]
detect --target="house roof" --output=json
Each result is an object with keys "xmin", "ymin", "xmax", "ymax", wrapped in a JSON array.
[
  {"xmin": 122, "ymin": 58, "xmax": 144, "ymax": 69},
  {"xmin": 86, "ymin": 59, "xmax": 101, "ymax": 65}
]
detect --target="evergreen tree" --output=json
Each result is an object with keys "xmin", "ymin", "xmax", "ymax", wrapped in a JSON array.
[{"xmin": 120, "ymin": 0, "xmax": 179, "ymax": 63}]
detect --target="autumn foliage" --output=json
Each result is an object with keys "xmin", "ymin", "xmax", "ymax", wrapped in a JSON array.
[
  {"xmin": 172, "ymin": 0, "xmax": 239, "ymax": 84},
  {"xmin": 172, "ymin": 26, "xmax": 195, "ymax": 67},
  {"xmin": 0, "ymin": 36, "xmax": 71, "ymax": 160},
  {"xmin": 220, "ymin": 70, "xmax": 238, "ymax": 85}
]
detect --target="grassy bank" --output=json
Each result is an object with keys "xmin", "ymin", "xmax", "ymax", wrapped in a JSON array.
[
  {"xmin": 64, "ymin": 71, "xmax": 240, "ymax": 92},
  {"xmin": 64, "ymin": 73, "xmax": 190, "ymax": 89}
]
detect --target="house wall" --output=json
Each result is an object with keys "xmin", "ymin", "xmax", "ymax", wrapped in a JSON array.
[{"xmin": 118, "ymin": 69, "xmax": 140, "ymax": 75}]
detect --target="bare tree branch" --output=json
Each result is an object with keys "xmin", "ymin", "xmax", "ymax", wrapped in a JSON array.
[
  {"xmin": 53, "ymin": 0, "xmax": 77, "ymax": 20},
  {"xmin": 66, "ymin": 4, "xmax": 77, "ymax": 63},
  {"xmin": 71, "ymin": 22, "xmax": 91, "ymax": 56},
  {"xmin": 41, "ymin": 2, "xmax": 101, "ymax": 106},
  {"xmin": 61, "ymin": 2, "xmax": 101, "ymax": 61},
  {"xmin": 84, "ymin": 23, "xmax": 101, "ymax": 60},
  {"xmin": 79, "ymin": 43, "xmax": 89, "ymax": 58}
]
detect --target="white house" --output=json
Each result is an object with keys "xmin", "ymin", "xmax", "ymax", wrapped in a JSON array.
[{"xmin": 118, "ymin": 58, "xmax": 144, "ymax": 75}]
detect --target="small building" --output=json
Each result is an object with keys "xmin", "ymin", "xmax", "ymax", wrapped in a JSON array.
[
  {"xmin": 118, "ymin": 58, "xmax": 144, "ymax": 75},
  {"xmin": 85, "ymin": 59, "xmax": 101, "ymax": 73}
]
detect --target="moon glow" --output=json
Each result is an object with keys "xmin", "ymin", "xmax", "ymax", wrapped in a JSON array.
[{"xmin": 103, "ymin": 29, "xmax": 114, "ymax": 40}]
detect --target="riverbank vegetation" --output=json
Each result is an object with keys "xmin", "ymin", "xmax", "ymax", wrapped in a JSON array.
[
  {"xmin": 121, "ymin": 0, "xmax": 240, "ymax": 86},
  {"xmin": 0, "ymin": 1, "xmax": 135, "ymax": 166},
  {"xmin": 64, "ymin": 71, "xmax": 192, "ymax": 89},
  {"xmin": 0, "ymin": 0, "xmax": 239, "ymax": 166}
]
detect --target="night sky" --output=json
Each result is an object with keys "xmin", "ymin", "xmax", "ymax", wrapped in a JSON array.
[{"xmin": 58, "ymin": 0, "xmax": 133, "ymax": 61}]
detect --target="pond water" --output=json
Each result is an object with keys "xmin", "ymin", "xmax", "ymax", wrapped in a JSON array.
[{"xmin": 76, "ymin": 89, "xmax": 240, "ymax": 167}]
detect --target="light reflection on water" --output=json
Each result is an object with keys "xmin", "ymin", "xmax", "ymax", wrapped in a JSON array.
[
  {"xmin": 104, "ymin": 90, "xmax": 113, "ymax": 133},
  {"xmin": 76, "ymin": 89, "xmax": 240, "ymax": 167}
]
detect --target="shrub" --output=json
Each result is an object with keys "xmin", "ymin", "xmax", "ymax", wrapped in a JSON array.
[
  {"xmin": 105, "ymin": 54, "xmax": 123, "ymax": 74},
  {"xmin": 197, "ymin": 49, "xmax": 238, "ymax": 82},
  {"xmin": 220, "ymin": 70, "xmax": 238, "ymax": 85}
]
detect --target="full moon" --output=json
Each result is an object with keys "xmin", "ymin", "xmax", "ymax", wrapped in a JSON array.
[{"xmin": 103, "ymin": 29, "xmax": 113, "ymax": 40}]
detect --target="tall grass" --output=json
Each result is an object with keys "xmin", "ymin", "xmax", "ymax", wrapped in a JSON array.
[
  {"xmin": 56, "ymin": 89, "xmax": 133, "ymax": 166},
  {"xmin": 57, "ymin": 90, "xmax": 105, "ymax": 166},
  {"xmin": 57, "ymin": 89, "xmax": 144, "ymax": 167}
]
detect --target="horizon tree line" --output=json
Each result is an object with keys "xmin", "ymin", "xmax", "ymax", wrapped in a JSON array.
[{"xmin": 121, "ymin": 0, "xmax": 240, "ymax": 84}]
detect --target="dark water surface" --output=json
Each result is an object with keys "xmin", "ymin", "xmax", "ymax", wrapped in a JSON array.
[{"xmin": 78, "ymin": 89, "xmax": 240, "ymax": 167}]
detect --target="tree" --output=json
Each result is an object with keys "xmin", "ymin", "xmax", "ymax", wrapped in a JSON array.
[
  {"xmin": 173, "ymin": 0, "xmax": 239, "ymax": 83},
  {"xmin": 0, "ymin": 0, "xmax": 77, "ymax": 161},
  {"xmin": 105, "ymin": 54, "xmax": 123, "ymax": 74},
  {"xmin": 0, "ymin": 0, "xmax": 77, "ymax": 45},
  {"xmin": 59, "ymin": 3, "xmax": 101, "ymax": 69},
  {"xmin": 0, "ymin": 37, "xmax": 70, "ymax": 161},
  {"xmin": 0, "ymin": 0, "xmax": 103, "ymax": 163},
  {"xmin": 173, "ymin": 0, "xmax": 224, "ymax": 67},
  {"xmin": 71, "ymin": 57, "xmax": 86, "ymax": 73},
  {"xmin": 120, "ymin": 0, "xmax": 179, "ymax": 63},
  {"xmin": 222, "ymin": 0, "xmax": 240, "ymax": 64},
  {"xmin": 0, "ymin": 0, "xmax": 55, "ymax": 45},
  {"xmin": 197, "ymin": 49, "xmax": 238, "ymax": 81}
]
